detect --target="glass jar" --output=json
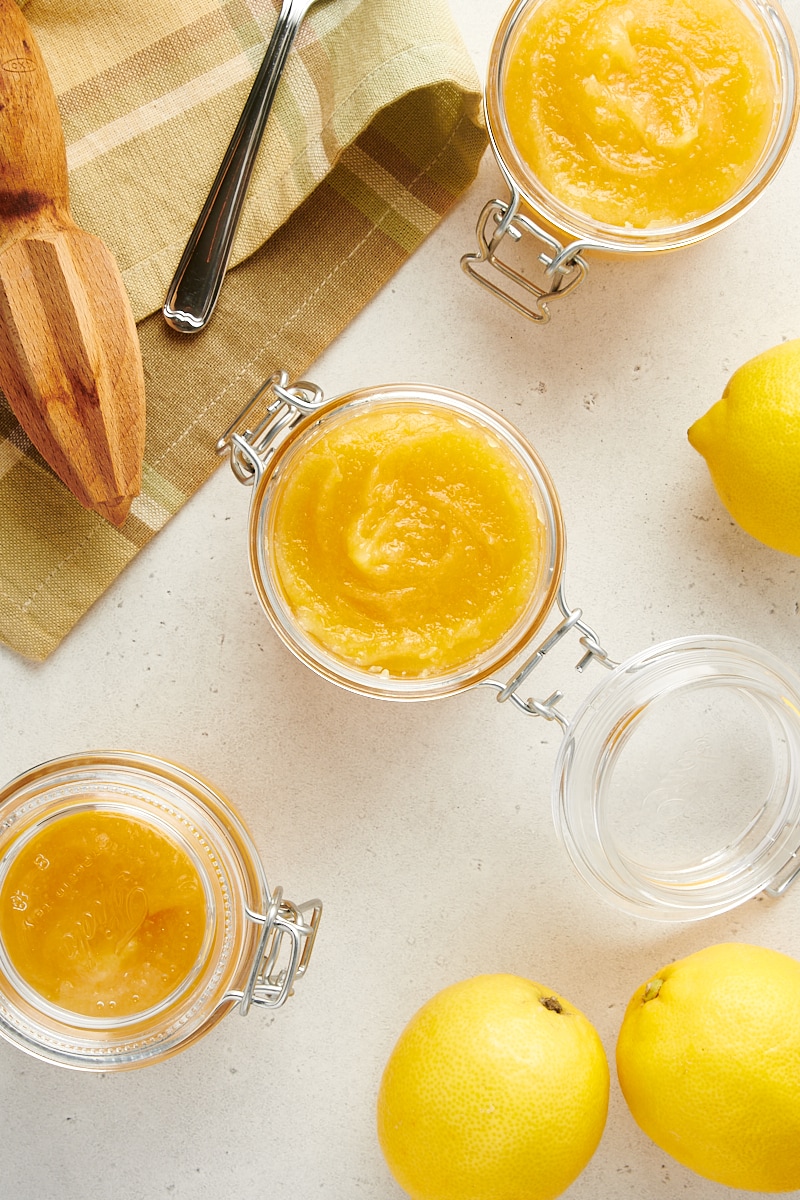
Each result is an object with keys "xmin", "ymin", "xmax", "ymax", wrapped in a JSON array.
[
  {"xmin": 0, "ymin": 752, "xmax": 321, "ymax": 1070},
  {"xmin": 551, "ymin": 636, "xmax": 800, "ymax": 920},
  {"xmin": 219, "ymin": 372, "xmax": 565, "ymax": 701},
  {"xmin": 219, "ymin": 372, "xmax": 800, "ymax": 921},
  {"xmin": 462, "ymin": 0, "xmax": 799, "ymax": 322}
]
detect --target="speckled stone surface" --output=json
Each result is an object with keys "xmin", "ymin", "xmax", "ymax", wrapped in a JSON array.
[{"xmin": 2, "ymin": 0, "xmax": 800, "ymax": 1194}]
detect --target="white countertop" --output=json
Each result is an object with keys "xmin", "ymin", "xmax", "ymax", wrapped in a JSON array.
[{"xmin": 3, "ymin": 0, "xmax": 800, "ymax": 1195}]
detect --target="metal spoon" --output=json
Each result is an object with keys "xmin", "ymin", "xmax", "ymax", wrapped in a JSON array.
[{"xmin": 163, "ymin": 0, "xmax": 319, "ymax": 333}]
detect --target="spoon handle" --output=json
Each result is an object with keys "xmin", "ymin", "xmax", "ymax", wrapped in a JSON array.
[{"xmin": 163, "ymin": 0, "xmax": 311, "ymax": 333}]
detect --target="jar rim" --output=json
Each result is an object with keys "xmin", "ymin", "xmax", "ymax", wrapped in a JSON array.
[
  {"xmin": 0, "ymin": 752, "xmax": 269, "ymax": 1069},
  {"xmin": 247, "ymin": 383, "xmax": 566, "ymax": 701},
  {"xmin": 485, "ymin": 0, "xmax": 800, "ymax": 253},
  {"xmin": 552, "ymin": 636, "xmax": 800, "ymax": 920}
]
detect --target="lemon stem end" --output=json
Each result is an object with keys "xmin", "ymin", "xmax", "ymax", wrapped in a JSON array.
[
  {"xmin": 643, "ymin": 979, "xmax": 663, "ymax": 1003},
  {"xmin": 540, "ymin": 995, "xmax": 564, "ymax": 1014}
]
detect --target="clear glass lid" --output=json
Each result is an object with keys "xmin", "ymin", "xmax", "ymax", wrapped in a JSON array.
[{"xmin": 552, "ymin": 637, "xmax": 800, "ymax": 920}]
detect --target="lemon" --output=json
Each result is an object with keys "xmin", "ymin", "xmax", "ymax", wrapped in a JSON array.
[
  {"xmin": 616, "ymin": 942, "xmax": 800, "ymax": 1191},
  {"xmin": 688, "ymin": 338, "xmax": 800, "ymax": 555},
  {"xmin": 376, "ymin": 973, "xmax": 609, "ymax": 1200}
]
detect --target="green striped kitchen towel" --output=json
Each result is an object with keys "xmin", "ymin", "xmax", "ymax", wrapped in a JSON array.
[{"xmin": 0, "ymin": 0, "xmax": 486, "ymax": 659}]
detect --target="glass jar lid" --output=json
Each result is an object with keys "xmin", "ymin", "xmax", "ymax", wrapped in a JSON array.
[{"xmin": 552, "ymin": 636, "xmax": 800, "ymax": 920}]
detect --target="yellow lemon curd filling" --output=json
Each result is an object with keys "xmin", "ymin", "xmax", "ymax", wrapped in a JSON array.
[
  {"xmin": 270, "ymin": 404, "xmax": 545, "ymax": 678},
  {"xmin": 0, "ymin": 810, "xmax": 208, "ymax": 1017},
  {"xmin": 503, "ymin": 0, "xmax": 777, "ymax": 228}
]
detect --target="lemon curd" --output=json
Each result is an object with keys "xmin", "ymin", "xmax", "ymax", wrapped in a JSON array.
[
  {"xmin": 270, "ymin": 404, "xmax": 545, "ymax": 678},
  {"xmin": 0, "ymin": 809, "xmax": 208, "ymax": 1018},
  {"xmin": 503, "ymin": 0, "xmax": 778, "ymax": 228}
]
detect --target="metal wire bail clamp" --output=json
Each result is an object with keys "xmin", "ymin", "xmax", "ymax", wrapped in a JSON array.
[
  {"xmin": 482, "ymin": 583, "xmax": 617, "ymax": 728},
  {"xmin": 228, "ymin": 888, "xmax": 323, "ymax": 1015},
  {"xmin": 216, "ymin": 370, "xmax": 327, "ymax": 483},
  {"xmin": 461, "ymin": 177, "xmax": 591, "ymax": 324}
]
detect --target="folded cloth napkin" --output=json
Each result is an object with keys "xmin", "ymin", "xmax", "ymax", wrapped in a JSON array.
[{"xmin": 0, "ymin": 0, "xmax": 486, "ymax": 660}]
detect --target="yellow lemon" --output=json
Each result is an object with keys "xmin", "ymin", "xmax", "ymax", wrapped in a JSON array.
[
  {"xmin": 376, "ymin": 973, "xmax": 609, "ymax": 1200},
  {"xmin": 616, "ymin": 942, "xmax": 800, "ymax": 1191},
  {"xmin": 688, "ymin": 338, "xmax": 800, "ymax": 555}
]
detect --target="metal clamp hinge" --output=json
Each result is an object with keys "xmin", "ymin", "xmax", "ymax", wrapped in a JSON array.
[
  {"xmin": 764, "ymin": 853, "xmax": 800, "ymax": 900},
  {"xmin": 461, "ymin": 195, "xmax": 590, "ymax": 324},
  {"xmin": 483, "ymin": 584, "xmax": 617, "ymax": 729},
  {"xmin": 216, "ymin": 370, "xmax": 326, "ymax": 484},
  {"xmin": 228, "ymin": 888, "xmax": 323, "ymax": 1015}
]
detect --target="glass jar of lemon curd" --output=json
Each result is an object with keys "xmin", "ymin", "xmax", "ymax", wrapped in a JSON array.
[
  {"xmin": 0, "ymin": 752, "xmax": 321, "ymax": 1070},
  {"xmin": 219, "ymin": 372, "xmax": 800, "ymax": 923},
  {"xmin": 462, "ymin": 0, "xmax": 799, "ymax": 321}
]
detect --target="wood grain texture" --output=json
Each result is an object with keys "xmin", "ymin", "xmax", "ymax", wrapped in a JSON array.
[{"xmin": 0, "ymin": 0, "xmax": 145, "ymax": 526}]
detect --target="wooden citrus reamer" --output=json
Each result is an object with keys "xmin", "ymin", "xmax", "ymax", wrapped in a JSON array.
[{"xmin": 0, "ymin": 0, "xmax": 145, "ymax": 526}]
